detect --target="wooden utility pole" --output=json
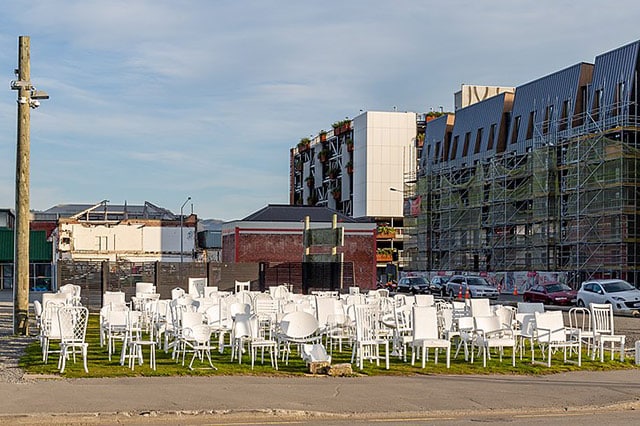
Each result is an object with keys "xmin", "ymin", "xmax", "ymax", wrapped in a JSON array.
[
  {"xmin": 11, "ymin": 36, "xmax": 48, "ymax": 335},
  {"xmin": 13, "ymin": 36, "xmax": 31, "ymax": 335}
]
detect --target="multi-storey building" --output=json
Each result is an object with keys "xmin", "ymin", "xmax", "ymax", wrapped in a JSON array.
[
  {"xmin": 289, "ymin": 111, "xmax": 423, "ymax": 279},
  {"xmin": 410, "ymin": 40, "xmax": 640, "ymax": 287}
]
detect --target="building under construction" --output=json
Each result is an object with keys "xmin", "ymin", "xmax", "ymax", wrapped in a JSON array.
[{"xmin": 407, "ymin": 40, "xmax": 640, "ymax": 287}]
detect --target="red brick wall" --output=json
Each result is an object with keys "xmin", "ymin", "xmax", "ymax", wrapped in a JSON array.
[{"xmin": 222, "ymin": 227, "xmax": 376, "ymax": 289}]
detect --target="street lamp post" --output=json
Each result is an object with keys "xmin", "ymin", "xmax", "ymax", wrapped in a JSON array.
[{"xmin": 180, "ymin": 196, "xmax": 191, "ymax": 264}]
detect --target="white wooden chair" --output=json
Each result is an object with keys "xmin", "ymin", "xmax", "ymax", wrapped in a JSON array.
[
  {"xmin": 351, "ymin": 304, "xmax": 390, "ymax": 370},
  {"xmin": 411, "ymin": 306, "xmax": 451, "ymax": 368},
  {"xmin": 590, "ymin": 303, "xmax": 626, "ymax": 362}
]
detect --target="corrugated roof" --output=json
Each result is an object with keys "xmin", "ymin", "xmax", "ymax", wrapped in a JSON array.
[
  {"xmin": 0, "ymin": 229, "xmax": 52, "ymax": 262},
  {"xmin": 241, "ymin": 204, "xmax": 363, "ymax": 223}
]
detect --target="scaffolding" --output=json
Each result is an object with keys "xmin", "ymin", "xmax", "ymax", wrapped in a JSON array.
[{"xmin": 411, "ymin": 99, "xmax": 640, "ymax": 287}]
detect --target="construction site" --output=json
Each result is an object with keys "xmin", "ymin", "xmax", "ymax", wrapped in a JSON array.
[{"xmin": 404, "ymin": 97, "xmax": 640, "ymax": 288}]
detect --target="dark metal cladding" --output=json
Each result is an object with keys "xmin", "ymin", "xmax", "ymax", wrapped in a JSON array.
[
  {"xmin": 588, "ymin": 40, "xmax": 640, "ymax": 119},
  {"xmin": 508, "ymin": 62, "xmax": 594, "ymax": 154},
  {"xmin": 447, "ymin": 93, "xmax": 513, "ymax": 167},
  {"xmin": 420, "ymin": 114, "xmax": 451, "ymax": 170}
]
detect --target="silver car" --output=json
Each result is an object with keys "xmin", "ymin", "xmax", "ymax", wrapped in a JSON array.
[{"xmin": 576, "ymin": 279, "xmax": 640, "ymax": 314}]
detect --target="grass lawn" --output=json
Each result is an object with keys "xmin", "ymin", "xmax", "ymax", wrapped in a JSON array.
[{"xmin": 20, "ymin": 314, "xmax": 638, "ymax": 378}]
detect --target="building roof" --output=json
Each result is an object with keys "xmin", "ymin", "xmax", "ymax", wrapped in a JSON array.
[
  {"xmin": 35, "ymin": 201, "xmax": 177, "ymax": 221},
  {"xmin": 241, "ymin": 204, "xmax": 365, "ymax": 223}
]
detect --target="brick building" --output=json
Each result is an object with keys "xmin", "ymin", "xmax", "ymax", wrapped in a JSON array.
[{"xmin": 221, "ymin": 204, "xmax": 378, "ymax": 290}]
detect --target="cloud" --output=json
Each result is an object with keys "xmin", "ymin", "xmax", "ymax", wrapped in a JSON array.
[{"xmin": 1, "ymin": 0, "xmax": 640, "ymax": 220}]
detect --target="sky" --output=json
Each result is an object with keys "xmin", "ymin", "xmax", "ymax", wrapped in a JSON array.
[{"xmin": 1, "ymin": 1, "xmax": 639, "ymax": 221}]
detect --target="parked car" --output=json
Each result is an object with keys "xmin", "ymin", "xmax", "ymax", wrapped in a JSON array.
[
  {"xmin": 445, "ymin": 275, "xmax": 499, "ymax": 299},
  {"xmin": 396, "ymin": 276, "xmax": 431, "ymax": 294},
  {"xmin": 522, "ymin": 282, "xmax": 577, "ymax": 306},
  {"xmin": 429, "ymin": 275, "xmax": 450, "ymax": 297},
  {"xmin": 576, "ymin": 279, "xmax": 640, "ymax": 314}
]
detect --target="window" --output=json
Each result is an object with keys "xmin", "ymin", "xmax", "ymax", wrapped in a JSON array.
[
  {"xmin": 559, "ymin": 100, "xmax": 569, "ymax": 131},
  {"xmin": 96, "ymin": 236, "xmax": 108, "ymax": 251},
  {"xmin": 462, "ymin": 132, "xmax": 471, "ymax": 157},
  {"xmin": 510, "ymin": 116, "xmax": 521, "ymax": 144},
  {"xmin": 487, "ymin": 124, "xmax": 496, "ymax": 150},
  {"xmin": 543, "ymin": 105, "xmax": 554, "ymax": 134},
  {"xmin": 451, "ymin": 135, "xmax": 459, "ymax": 160},
  {"xmin": 526, "ymin": 111, "xmax": 535, "ymax": 140},
  {"xmin": 614, "ymin": 81, "xmax": 625, "ymax": 116},
  {"xmin": 474, "ymin": 128, "xmax": 483, "ymax": 154},
  {"xmin": 592, "ymin": 89, "xmax": 603, "ymax": 121},
  {"xmin": 434, "ymin": 142, "xmax": 441, "ymax": 163}
]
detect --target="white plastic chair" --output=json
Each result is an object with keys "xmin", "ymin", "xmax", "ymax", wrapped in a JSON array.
[
  {"xmin": 533, "ymin": 310, "xmax": 582, "ymax": 367},
  {"xmin": 278, "ymin": 311, "xmax": 321, "ymax": 365},
  {"xmin": 590, "ymin": 303, "xmax": 626, "ymax": 362},
  {"xmin": 57, "ymin": 306, "xmax": 89, "ymax": 373},
  {"xmin": 411, "ymin": 306, "xmax": 451, "ymax": 368}
]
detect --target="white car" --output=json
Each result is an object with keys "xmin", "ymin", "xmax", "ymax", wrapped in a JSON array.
[{"xmin": 576, "ymin": 279, "xmax": 640, "ymax": 314}]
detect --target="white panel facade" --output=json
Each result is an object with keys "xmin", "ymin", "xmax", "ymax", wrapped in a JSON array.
[
  {"xmin": 352, "ymin": 111, "xmax": 417, "ymax": 218},
  {"xmin": 57, "ymin": 221, "xmax": 195, "ymax": 262}
]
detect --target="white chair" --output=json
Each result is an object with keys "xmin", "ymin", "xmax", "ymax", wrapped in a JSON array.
[
  {"xmin": 188, "ymin": 277, "xmax": 207, "ymax": 298},
  {"xmin": 533, "ymin": 310, "xmax": 582, "ymax": 367},
  {"xmin": 171, "ymin": 287, "xmax": 186, "ymax": 300},
  {"xmin": 391, "ymin": 304, "xmax": 413, "ymax": 361},
  {"xmin": 135, "ymin": 282, "xmax": 156, "ymax": 295},
  {"xmin": 57, "ymin": 306, "xmax": 89, "ymax": 373},
  {"xmin": 568, "ymin": 307, "xmax": 595, "ymax": 356},
  {"xmin": 176, "ymin": 311, "xmax": 205, "ymax": 364},
  {"xmin": 469, "ymin": 298, "xmax": 491, "ymax": 317},
  {"xmin": 590, "ymin": 303, "xmax": 626, "ymax": 362},
  {"xmin": 105, "ymin": 309, "xmax": 129, "ymax": 361},
  {"xmin": 230, "ymin": 313, "xmax": 252, "ymax": 364},
  {"xmin": 414, "ymin": 294, "xmax": 435, "ymax": 307},
  {"xmin": 515, "ymin": 313, "xmax": 537, "ymax": 360},
  {"xmin": 411, "ymin": 306, "xmax": 451, "ymax": 368},
  {"xmin": 33, "ymin": 300, "xmax": 43, "ymax": 344},
  {"xmin": 182, "ymin": 324, "xmax": 217, "ymax": 370},
  {"xmin": 517, "ymin": 302, "xmax": 545, "ymax": 314},
  {"xmin": 472, "ymin": 315, "xmax": 516, "ymax": 367},
  {"xmin": 248, "ymin": 314, "xmax": 279, "ymax": 370},
  {"xmin": 122, "ymin": 311, "xmax": 157, "ymax": 370},
  {"xmin": 278, "ymin": 311, "xmax": 321, "ymax": 365},
  {"xmin": 235, "ymin": 280, "xmax": 251, "ymax": 293},
  {"xmin": 41, "ymin": 301, "xmax": 66, "ymax": 364},
  {"xmin": 351, "ymin": 304, "xmax": 390, "ymax": 370},
  {"xmin": 103, "ymin": 291, "xmax": 126, "ymax": 308},
  {"xmin": 453, "ymin": 316, "xmax": 475, "ymax": 361}
]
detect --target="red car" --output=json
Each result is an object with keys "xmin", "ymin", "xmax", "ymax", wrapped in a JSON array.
[{"xmin": 522, "ymin": 282, "xmax": 577, "ymax": 306}]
